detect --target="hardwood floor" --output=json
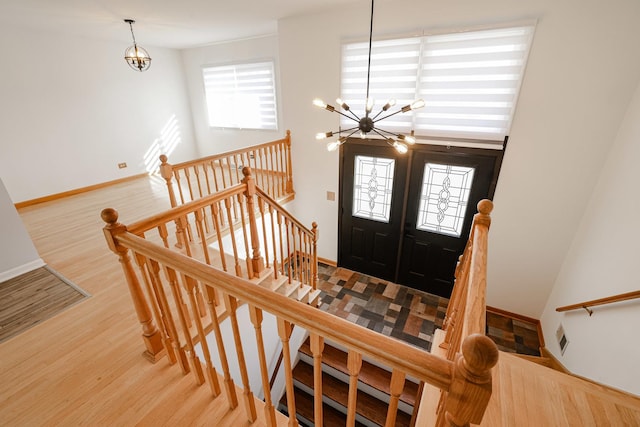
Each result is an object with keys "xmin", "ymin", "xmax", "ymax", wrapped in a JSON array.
[{"xmin": 1, "ymin": 175, "xmax": 286, "ymax": 426}]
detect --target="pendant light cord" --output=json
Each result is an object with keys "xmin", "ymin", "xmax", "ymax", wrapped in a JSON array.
[{"xmin": 365, "ymin": 0, "xmax": 374, "ymax": 118}]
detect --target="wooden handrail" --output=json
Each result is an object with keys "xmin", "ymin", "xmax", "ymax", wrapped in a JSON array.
[
  {"xmin": 159, "ymin": 130, "xmax": 294, "ymax": 209},
  {"xmin": 102, "ymin": 197, "xmax": 498, "ymax": 426},
  {"xmin": 114, "ymin": 230, "xmax": 455, "ymax": 390},
  {"xmin": 556, "ymin": 290, "xmax": 640, "ymax": 314},
  {"xmin": 256, "ymin": 187, "xmax": 312, "ymax": 235}
]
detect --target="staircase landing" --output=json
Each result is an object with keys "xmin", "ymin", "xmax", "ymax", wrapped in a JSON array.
[{"xmin": 481, "ymin": 351, "xmax": 640, "ymax": 426}]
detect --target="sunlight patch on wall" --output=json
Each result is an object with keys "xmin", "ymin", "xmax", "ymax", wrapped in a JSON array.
[{"xmin": 144, "ymin": 114, "xmax": 182, "ymax": 174}]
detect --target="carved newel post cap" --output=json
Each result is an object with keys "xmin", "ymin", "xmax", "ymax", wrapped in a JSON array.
[
  {"xmin": 101, "ymin": 208, "xmax": 119, "ymax": 225},
  {"xmin": 477, "ymin": 199, "xmax": 493, "ymax": 216},
  {"xmin": 242, "ymin": 166, "xmax": 252, "ymax": 178},
  {"xmin": 462, "ymin": 334, "xmax": 499, "ymax": 375},
  {"xmin": 159, "ymin": 154, "xmax": 168, "ymax": 164}
]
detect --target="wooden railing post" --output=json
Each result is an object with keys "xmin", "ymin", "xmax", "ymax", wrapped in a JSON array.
[
  {"xmin": 101, "ymin": 208, "xmax": 164, "ymax": 362},
  {"xmin": 285, "ymin": 130, "xmax": 294, "ymax": 194},
  {"xmin": 159, "ymin": 155, "xmax": 178, "ymax": 208},
  {"xmin": 242, "ymin": 167, "xmax": 265, "ymax": 278},
  {"xmin": 442, "ymin": 334, "xmax": 499, "ymax": 427}
]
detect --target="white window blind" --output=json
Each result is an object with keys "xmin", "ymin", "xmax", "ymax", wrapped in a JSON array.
[
  {"xmin": 340, "ymin": 25, "xmax": 534, "ymax": 142},
  {"xmin": 203, "ymin": 61, "xmax": 278, "ymax": 130}
]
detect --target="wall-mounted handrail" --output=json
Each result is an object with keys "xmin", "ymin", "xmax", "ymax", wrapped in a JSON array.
[{"xmin": 556, "ymin": 290, "xmax": 640, "ymax": 314}]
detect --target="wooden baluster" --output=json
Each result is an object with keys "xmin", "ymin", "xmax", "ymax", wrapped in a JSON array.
[
  {"xmin": 278, "ymin": 212, "xmax": 286, "ymax": 277},
  {"xmin": 310, "ymin": 334, "xmax": 325, "ymax": 427},
  {"xmin": 268, "ymin": 145, "xmax": 276, "ymax": 198},
  {"xmin": 256, "ymin": 148, "xmax": 264, "ymax": 190},
  {"xmin": 148, "ymin": 259, "xmax": 189, "ymax": 373},
  {"xmin": 384, "ymin": 369, "xmax": 406, "ymax": 427},
  {"xmin": 259, "ymin": 197, "xmax": 270, "ymax": 268},
  {"xmin": 442, "ymin": 334, "xmax": 498, "ymax": 427},
  {"xmin": 285, "ymin": 129, "xmax": 294, "ymax": 194},
  {"xmin": 184, "ymin": 168, "xmax": 195, "ymax": 203},
  {"xmin": 166, "ymin": 268, "xmax": 204, "ymax": 384},
  {"xmin": 226, "ymin": 155, "xmax": 234, "ymax": 187},
  {"xmin": 203, "ymin": 285, "xmax": 238, "ymax": 409},
  {"xmin": 174, "ymin": 214, "xmax": 192, "ymax": 255},
  {"xmin": 277, "ymin": 318, "xmax": 299, "ymax": 427},
  {"xmin": 346, "ymin": 350, "xmax": 362, "ymax": 427},
  {"xmin": 211, "ymin": 160, "xmax": 221, "ymax": 193},
  {"xmin": 224, "ymin": 196, "xmax": 242, "ymax": 277},
  {"xmin": 237, "ymin": 194, "xmax": 254, "ymax": 279},
  {"xmin": 301, "ymin": 229, "xmax": 308, "ymax": 286},
  {"xmin": 311, "ymin": 222, "xmax": 318, "ymax": 292},
  {"xmin": 194, "ymin": 165, "xmax": 204, "ymax": 199},
  {"xmin": 202, "ymin": 162, "xmax": 213, "ymax": 196},
  {"xmin": 219, "ymin": 158, "xmax": 228, "ymax": 189},
  {"xmin": 285, "ymin": 218, "xmax": 292, "ymax": 284},
  {"xmin": 174, "ymin": 171, "xmax": 186, "ymax": 205},
  {"xmin": 292, "ymin": 225, "xmax": 299, "ymax": 282},
  {"xmin": 225, "ymin": 294, "xmax": 257, "ymax": 422},
  {"xmin": 242, "ymin": 167, "xmax": 265, "ymax": 278},
  {"xmin": 134, "ymin": 253, "xmax": 176, "ymax": 365},
  {"xmin": 260, "ymin": 146, "xmax": 267, "ymax": 194},
  {"xmin": 101, "ymin": 209, "xmax": 164, "ymax": 362},
  {"xmin": 249, "ymin": 306, "xmax": 277, "ymax": 426},
  {"xmin": 184, "ymin": 276, "xmax": 221, "ymax": 397},
  {"xmin": 269, "ymin": 204, "xmax": 279, "ymax": 280},
  {"xmin": 158, "ymin": 223, "xmax": 170, "ymax": 248},
  {"xmin": 159, "ymin": 155, "xmax": 177, "ymax": 208},
  {"xmin": 234, "ymin": 154, "xmax": 242, "ymax": 185},
  {"xmin": 278, "ymin": 141, "xmax": 286, "ymax": 196},
  {"xmin": 195, "ymin": 209, "xmax": 211, "ymax": 265},
  {"xmin": 211, "ymin": 203, "xmax": 228, "ymax": 272}
]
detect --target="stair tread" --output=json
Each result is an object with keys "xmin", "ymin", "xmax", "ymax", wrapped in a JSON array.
[
  {"xmin": 300, "ymin": 338, "xmax": 419, "ymax": 406},
  {"xmin": 293, "ymin": 359, "xmax": 411, "ymax": 426},
  {"xmin": 281, "ymin": 385, "xmax": 367, "ymax": 427}
]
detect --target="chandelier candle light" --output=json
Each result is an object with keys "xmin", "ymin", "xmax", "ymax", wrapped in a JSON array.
[
  {"xmin": 314, "ymin": 0, "xmax": 424, "ymax": 153},
  {"xmin": 124, "ymin": 19, "xmax": 151, "ymax": 72}
]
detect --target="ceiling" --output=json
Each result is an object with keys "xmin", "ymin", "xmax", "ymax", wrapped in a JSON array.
[{"xmin": 0, "ymin": 0, "xmax": 363, "ymax": 49}]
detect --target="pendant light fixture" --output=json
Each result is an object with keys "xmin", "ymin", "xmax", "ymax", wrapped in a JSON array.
[
  {"xmin": 313, "ymin": 0, "xmax": 424, "ymax": 153},
  {"xmin": 124, "ymin": 19, "xmax": 151, "ymax": 72}
]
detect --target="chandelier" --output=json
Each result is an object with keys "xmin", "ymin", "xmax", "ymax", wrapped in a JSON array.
[
  {"xmin": 313, "ymin": 0, "xmax": 424, "ymax": 153},
  {"xmin": 124, "ymin": 19, "xmax": 152, "ymax": 72}
]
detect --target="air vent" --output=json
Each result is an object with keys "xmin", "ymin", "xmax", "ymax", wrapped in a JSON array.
[{"xmin": 556, "ymin": 324, "xmax": 569, "ymax": 355}]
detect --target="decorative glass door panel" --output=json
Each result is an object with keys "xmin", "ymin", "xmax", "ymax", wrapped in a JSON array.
[
  {"xmin": 352, "ymin": 155, "xmax": 395, "ymax": 223},
  {"xmin": 416, "ymin": 163, "xmax": 475, "ymax": 237}
]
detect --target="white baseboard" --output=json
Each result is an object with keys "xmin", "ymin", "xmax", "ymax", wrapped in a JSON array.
[{"xmin": 0, "ymin": 259, "xmax": 46, "ymax": 283}]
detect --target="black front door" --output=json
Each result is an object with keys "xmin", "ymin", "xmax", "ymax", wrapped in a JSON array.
[
  {"xmin": 339, "ymin": 141, "xmax": 408, "ymax": 281},
  {"xmin": 339, "ymin": 141, "xmax": 501, "ymax": 298},
  {"xmin": 397, "ymin": 150, "xmax": 498, "ymax": 298}
]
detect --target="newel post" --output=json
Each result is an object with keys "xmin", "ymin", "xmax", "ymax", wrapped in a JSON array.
[
  {"xmin": 242, "ymin": 167, "xmax": 265, "ymax": 278},
  {"xmin": 159, "ymin": 154, "xmax": 178, "ymax": 208},
  {"xmin": 443, "ymin": 334, "xmax": 499, "ymax": 426},
  {"xmin": 101, "ymin": 208, "xmax": 165, "ymax": 362},
  {"xmin": 311, "ymin": 222, "xmax": 318, "ymax": 292},
  {"xmin": 285, "ymin": 130, "xmax": 294, "ymax": 194}
]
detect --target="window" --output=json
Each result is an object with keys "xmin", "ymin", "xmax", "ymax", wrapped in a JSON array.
[
  {"xmin": 340, "ymin": 25, "xmax": 534, "ymax": 143},
  {"xmin": 203, "ymin": 61, "xmax": 278, "ymax": 130},
  {"xmin": 352, "ymin": 155, "xmax": 396, "ymax": 222}
]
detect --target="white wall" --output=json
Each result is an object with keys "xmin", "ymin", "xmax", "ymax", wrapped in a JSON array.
[
  {"xmin": 277, "ymin": 0, "xmax": 640, "ymax": 317},
  {"xmin": 0, "ymin": 178, "xmax": 43, "ymax": 282},
  {"xmin": 0, "ymin": 24, "xmax": 197, "ymax": 203},
  {"xmin": 181, "ymin": 35, "xmax": 284, "ymax": 157},
  {"xmin": 540, "ymin": 81, "xmax": 640, "ymax": 396}
]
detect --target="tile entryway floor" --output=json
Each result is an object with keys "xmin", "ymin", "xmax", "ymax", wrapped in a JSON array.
[{"xmin": 317, "ymin": 263, "xmax": 541, "ymax": 356}]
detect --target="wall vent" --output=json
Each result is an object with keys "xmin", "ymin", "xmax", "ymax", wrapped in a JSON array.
[{"xmin": 556, "ymin": 324, "xmax": 568, "ymax": 355}]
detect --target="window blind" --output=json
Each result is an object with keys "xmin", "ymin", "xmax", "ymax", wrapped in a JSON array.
[
  {"xmin": 203, "ymin": 61, "xmax": 278, "ymax": 130},
  {"xmin": 340, "ymin": 25, "xmax": 534, "ymax": 142}
]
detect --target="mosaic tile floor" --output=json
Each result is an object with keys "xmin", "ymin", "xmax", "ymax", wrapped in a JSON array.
[{"xmin": 317, "ymin": 263, "xmax": 541, "ymax": 356}]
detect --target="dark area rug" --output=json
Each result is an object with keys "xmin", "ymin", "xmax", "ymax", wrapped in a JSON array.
[{"xmin": 0, "ymin": 266, "xmax": 90, "ymax": 343}]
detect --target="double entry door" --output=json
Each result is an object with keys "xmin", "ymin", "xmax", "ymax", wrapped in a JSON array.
[{"xmin": 338, "ymin": 140, "xmax": 501, "ymax": 298}]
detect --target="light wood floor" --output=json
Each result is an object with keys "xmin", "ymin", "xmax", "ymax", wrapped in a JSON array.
[{"xmin": 1, "ymin": 175, "xmax": 286, "ymax": 426}]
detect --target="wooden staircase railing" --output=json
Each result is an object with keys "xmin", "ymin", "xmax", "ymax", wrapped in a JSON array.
[
  {"xmin": 556, "ymin": 290, "xmax": 640, "ymax": 316},
  {"xmin": 159, "ymin": 130, "xmax": 294, "ymax": 209},
  {"xmin": 102, "ymin": 193, "xmax": 498, "ymax": 426}
]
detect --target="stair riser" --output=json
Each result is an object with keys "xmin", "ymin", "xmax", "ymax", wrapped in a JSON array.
[{"xmin": 298, "ymin": 352, "xmax": 414, "ymax": 415}]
